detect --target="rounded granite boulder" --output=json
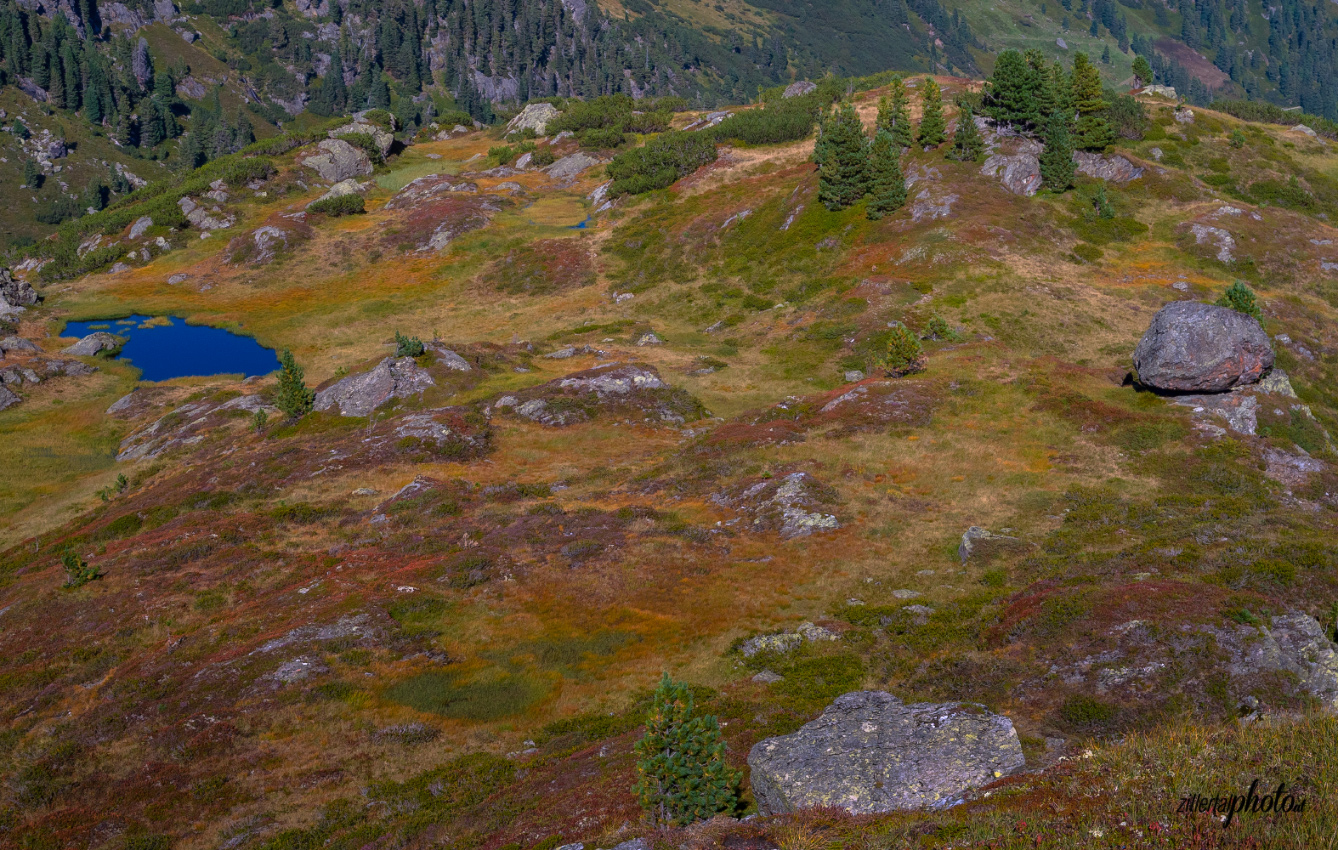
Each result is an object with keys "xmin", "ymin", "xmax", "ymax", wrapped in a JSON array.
[{"xmin": 1132, "ymin": 301, "xmax": 1273, "ymax": 393}]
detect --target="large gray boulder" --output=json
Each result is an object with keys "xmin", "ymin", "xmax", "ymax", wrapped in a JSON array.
[
  {"xmin": 1133, "ymin": 302, "xmax": 1273, "ymax": 393},
  {"xmin": 63, "ymin": 332, "xmax": 123, "ymax": 357},
  {"xmin": 545, "ymin": 152, "xmax": 601, "ymax": 183},
  {"xmin": 748, "ymin": 691, "xmax": 1025, "ymax": 815},
  {"xmin": 314, "ymin": 357, "xmax": 435, "ymax": 417},
  {"xmin": 0, "ymin": 269, "xmax": 39, "ymax": 308},
  {"xmin": 980, "ymin": 153, "xmax": 1041, "ymax": 196},
  {"xmin": 300, "ymin": 139, "xmax": 374, "ymax": 183},
  {"xmin": 783, "ymin": 81, "xmax": 818, "ymax": 98},
  {"xmin": 328, "ymin": 121, "xmax": 394, "ymax": 159},
  {"xmin": 506, "ymin": 102, "xmax": 560, "ymax": 136}
]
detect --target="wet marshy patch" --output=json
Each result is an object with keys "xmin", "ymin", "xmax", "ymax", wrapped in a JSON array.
[{"xmin": 63, "ymin": 315, "xmax": 279, "ymax": 382}]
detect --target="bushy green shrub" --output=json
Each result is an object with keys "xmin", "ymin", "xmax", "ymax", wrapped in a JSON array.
[
  {"xmin": 879, "ymin": 324, "xmax": 925, "ymax": 376},
  {"xmin": 1216, "ymin": 281, "xmax": 1263, "ymax": 324},
  {"xmin": 606, "ymin": 132, "xmax": 718, "ymax": 197},
  {"xmin": 395, "ymin": 331, "xmax": 426, "ymax": 357},
  {"xmin": 531, "ymin": 147, "xmax": 557, "ymax": 167},
  {"xmin": 925, "ymin": 314, "xmax": 958, "ymax": 341},
  {"xmin": 711, "ymin": 96, "xmax": 820, "ymax": 145},
  {"xmin": 1211, "ymin": 99, "xmax": 1338, "ymax": 138},
  {"xmin": 551, "ymin": 94, "xmax": 671, "ymax": 142},
  {"xmin": 1073, "ymin": 242, "xmax": 1102, "ymax": 263},
  {"xmin": 576, "ymin": 127, "xmax": 627, "ymax": 149},
  {"xmin": 489, "ymin": 144, "xmax": 518, "ymax": 165},
  {"xmin": 307, "ymin": 194, "xmax": 365, "ymax": 216},
  {"xmin": 62, "ymin": 552, "xmax": 102, "ymax": 588},
  {"xmin": 633, "ymin": 674, "xmax": 739, "ymax": 826}
]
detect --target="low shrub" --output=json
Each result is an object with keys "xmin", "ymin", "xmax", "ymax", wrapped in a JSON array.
[
  {"xmin": 62, "ymin": 553, "xmax": 102, "ymax": 588},
  {"xmin": 711, "ymin": 96, "xmax": 821, "ymax": 145},
  {"xmin": 394, "ymin": 330, "xmax": 426, "ymax": 357},
  {"xmin": 879, "ymin": 324, "xmax": 925, "ymax": 376},
  {"xmin": 606, "ymin": 132, "xmax": 718, "ymax": 197},
  {"xmin": 307, "ymin": 193, "xmax": 365, "ymax": 216}
]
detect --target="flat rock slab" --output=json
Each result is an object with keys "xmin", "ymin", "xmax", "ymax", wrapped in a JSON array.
[
  {"xmin": 748, "ymin": 691, "xmax": 1025, "ymax": 815},
  {"xmin": 63, "ymin": 332, "xmax": 123, "ymax": 357},
  {"xmin": 1133, "ymin": 302, "xmax": 1273, "ymax": 393}
]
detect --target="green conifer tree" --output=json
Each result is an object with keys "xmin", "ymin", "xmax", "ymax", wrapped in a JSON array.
[
  {"xmin": 887, "ymin": 76, "xmax": 914, "ymax": 148},
  {"xmin": 1071, "ymin": 52, "xmax": 1114, "ymax": 151},
  {"xmin": 1040, "ymin": 111, "xmax": 1075, "ymax": 192},
  {"xmin": 916, "ymin": 77, "xmax": 947, "ymax": 147},
  {"xmin": 274, "ymin": 350, "xmax": 315, "ymax": 420},
  {"xmin": 1131, "ymin": 55, "xmax": 1153, "ymax": 88},
  {"xmin": 867, "ymin": 129, "xmax": 906, "ymax": 220},
  {"xmin": 633, "ymin": 674, "xmax": 740, "ymax": 827},
  {"xmin": 984, "ymin": 49, "xmax": 1038, "ymax": 127},
  {"xmin": 1216, "ymin": 281, "xmax": 1263, "ymax": 324},
  {"xmin": 946, "ymin": 103, "xmax": 985, "ymax": 162},
  {"xmin": 817, "ymin": 100, "xmax": 870, "ymax": 211}
]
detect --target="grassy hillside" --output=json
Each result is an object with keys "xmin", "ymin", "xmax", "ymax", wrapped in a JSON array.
[{"xmin": 2, "ymin": 76, "xmax": 1338, "ymax": 849}]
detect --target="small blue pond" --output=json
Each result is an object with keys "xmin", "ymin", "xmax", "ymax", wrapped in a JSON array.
[
  {"xmin": 569, "ymin": 217, "xmax": 591, "ymax": 230},
  {"xmin": 63, "ymin": 315, "xmax": 280, "ymax": 382}
]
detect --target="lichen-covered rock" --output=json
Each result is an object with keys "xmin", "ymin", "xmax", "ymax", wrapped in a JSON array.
[
  {"xmin": 784, "ymin": 80, "xmax": 818, "ymax": 98},
  {"xmin": 494, "ymin": 362, "xmax": 703, "ymax": 427},
  {"xmin": 299, "ymin": 138, "xmax": 373, "ymax": 183},
  {"xmin": 225, "ymin": 218, "xmax": 313, "ymax": 265},
  {"xmin": 178, "ymin": 196, "xmax": 234, "ymax": 231},
  {"xmin": 63, "ymin": 332, "xmax": 123, "ymax": 357},
  {"xmin": 717, "ymin": 472, "xmax": 840, "ymax": 538},
  {"xmin": 506, "ymin": 102, "xmax": 560, "ymax": 136},
  {"xmin": 545, "ymin": 152, "xmax": 601, "ymax": 183},
  {"xmin": 0, "ymin": 268, "xmax": 39, "ymax": 308},
  {"xmin": 117, "ymin": 394, "xmax": 278, "ymax": 461},
  {"xmin": 1072, "ymin": 151, "xmax": 1144, "ymax": 183},
  {"xmin": 1217, "ymin": 613, "xmax": 1338, "ymax": 711},
  {"xmin": 0, "ymin": 336, "xmax": 39, "ymax": 355},
  {"xmin": 1133, "ymin": 302, "xmax": 1274, "ymax": 393},
  {"xmin": 740, "ymin": 622, "xmax": 839, "ymax": 658},
  {"xmin": 314, "ymin": 357, "xmax": 435, "ymax": 418},
  {"xmin": 958, "ymin": 526, "xmax": 1019, "ymax": 562},
  {"xmin": 981, "ymin": 153, "xmax": 1041, "ymax": 196},
  {"xmin": 748, "ymin": 691, "xmax": 1025, "ymax": 815},
  {"xmin": 328, "ymin": 121, "xmax": 394, "ymax": 159},
  {"xmin": 315, "ymin": 178, "xmax": 364, "ymax": 203},
  {"xmin": 0, "ymin": 384, "xmax": 20, "ymax": 410}
]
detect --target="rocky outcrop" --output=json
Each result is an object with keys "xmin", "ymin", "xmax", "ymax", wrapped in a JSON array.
[
  {"xmin": 1072, "ymin": 151, "xmax": 1143, "ymax": 183},
  {"xmin": 506, "ymin": 102, "xmax": 560, "ymax": 136},
  {"xmin": 225, "ymin": 217, "xmax": 313, "ymax": 265},
  {"xmin": 784, "ymin": 80, "xmax": 818, "ymax": 98},
  {"xmin": 178, "ymin": 197, "xmax": 234, "ymax": 231},
  {"xmin": 1, "ymin": 269, "xmax": 39, "ymax": 308},
  {"xmin": 0, "ymin": 336, "xmax": 39, "ymax": 356},
  {"xmin": 981, "ymin": 153, "xmax": 1041, "ymax": 196},
  {"xmin": 385, "ymin": 174, "xmax": 479, "ymax": 210},
  {"xmin": 1213, "ymin": 614, "xmax": 1338, "ymax": 711},
  {"xmin": 117, "ymin": 394, "xmax": 276, "ymax": 461},
  {"xmin": 328, "ymin": 121, "xmax": 394, "ymax": 159},
  {"xmin": 1133, "ymin": 302, "xmax": 1273, "ymax": 393},
  {"xmin": 493, "ymin": 362, "xmax": 703, "ymax": 427},
  {"xmin": 545, "ymin": 152, "xmax": 601, "ymax": 183},
  {"xmin": 314, "ymin": 357, "xmax": 435, "ymax": 418},
  {"xmin": 959, "ymin": 526, "xmax": 1019, "ymax": 562},
  {"xmin": 1190, "ymin": 223, "xmax": 1235, "ymax": 263},
  {"xmin": 315, "ymin": 178, "xmax": 364, "ymax": 203},
  {"xmin": 0, "ymin": 384, "xmax": 19, "ymax": 411},
  {"xmin": 715, "ymin": 472, "xmax": 840, "ymax": 538},
  {"xmin": 748, "ymin": 691, "xmax": 1025, "ymax": 815},
  {"xmin": 299, "ymin": 139, "xmax": 373, "ymax": 183},
  {"xmin": 63, "ymin": 332, "xmax": 123, "ymax": 357}
]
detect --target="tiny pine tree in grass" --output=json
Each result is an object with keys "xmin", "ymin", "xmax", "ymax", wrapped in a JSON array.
[
  {"xmin": 816, "ymin": 101, "xmax": 870, "ymax": 211},
  {"xmin": 274, "ymin": 350, "xmax": 315, "ymax": 420},
  {"xmin": 395, "ymin": 331, "xmax": 425, "ymax": 357},
  {"xmin": 866, "ymin": 129, "xmax": 906, "ymax": 220},
  {"xmin": 946, "ymin": 103, "xmax": 985, "ymax": 162},
  {"xmin": 881, "ymin": 324, "xmax": 926, "ymax": 376},
  {"xmin": 63, "ymin": 552, "xmax": 102, "ymax": 588},
  {"xmin": 916, "ymin": 78, "xmax": 947, "ymax": 147},
  {"xmin": 1040, "ymin": 112, "xmax": 1075, "ymax": 193},
  {"xmin": 633, "ymin": 674, "xmax": 739, "ymax": 826},
  {"xmin": 1216, "ymin": 281, "xmax": 1263, "ymax": 324}
]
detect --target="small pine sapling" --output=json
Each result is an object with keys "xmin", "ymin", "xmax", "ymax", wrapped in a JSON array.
[
  {"xmin": 1216, "ymin": 281, "xmax": 1263, "ymax": 324},
  {"xmin": 880, "ymin": 324, "xmax": 926, "ymax": 376},
  {"xmin": 633, "ymin": 674, "xmax": 740, "ymax": 826},
  {"xmin": 274, "ymin": 350, "xmax": 315, "ymax": 420}
]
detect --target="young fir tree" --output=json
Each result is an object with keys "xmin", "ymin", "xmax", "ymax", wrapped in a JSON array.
[
  {"xmin": 1131, "ymin": 55, "xmax": 1153, "ymax": 88},
  {"xmin": 1040, "ymin": 111, "xmax": 1075, "ymax": 192},
  {"xmin": 1071, "ymin": 52, "xmax": 1114, "ymax": 151},
  {"xmin": 984, "ymin": 49, "xmax": 1038, "ymax": 127},
  {"xmin": 946, "ymin": 103, "xmax": 985, "ymax": 162},
  {"xmin": 866, "ymin": 129, "xmax": 906, "ymax": 220},
  {"xmin": 1216, "ymin": 281, "xmax": 1263, "ymax": 324},
  {"xmin": 881, "ymin": 76, "xmax": 914, "ymax": 148},
  {"xmin": 817, "ymin": 100, "xmax": 870, "ymax": 211},
  {"xmin": 633, "ymin": 674, "xmax": 740, "ymax": 827},
  {"xmin": 274, "ymin": 350, "xmax": 315, "ymax": 420},
  {"xmin": 916, "ymin": 77, "xmax": 947, "ymax": 147}
]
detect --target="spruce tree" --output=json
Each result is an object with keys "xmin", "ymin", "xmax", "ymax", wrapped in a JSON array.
[
  {"xmin": 888, "ymin": 76, "xmax": 914, "ymax": 148},
  {"xmin": 1040, "ymin": 111, "xmax": 1075, "ymax": 193},
  {"xmin": 817, "ymin": 100, "xmax": 870, "ymax": 211},
  {"xmin": 985, "ymin": 49, "xmax": 1038, "ymax": 127},
  {"xmin": 916, "ymin": 77, "xmax": 946, "ymax": 148},
  {"xmin": 946, "ymin": 103, "xmax": 985, "ymax": 162},
  {"xmin": 866, "ymin": 129, "xmax": 906, "ymax": 220},
  {"xmin": 274, "ymin": 350, "xmax": 315, "ymax": 420},
  {"xmin": 1071, "ymin": 53, "xmax": 1114, "ymax": 151},
  {"xmin": 633, "ymin": 674, "xmax": 740, "ymax": 827},
  {"xmin": 1131, "ymin": 55, "xmax": 1153, "ymax": 88}
]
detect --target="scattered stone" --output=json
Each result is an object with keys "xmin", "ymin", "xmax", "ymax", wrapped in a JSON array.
[
  {"xmin": 178, "ymin": 196, "xmax": 234, "ymax": 231},
  {"xmin": 1142, "ymin": 84, "xmax": 1177, "ymax": 99},
  {"xmin": 0, "ymin": 385, "xmax": 19, "ymax": 410},
  {"xmin": 1149, "ymin": 147, "xmax": 1164, "ymax": 162},
  {"xmin": 783, "ymin": 80, "xmax": 818, "ymax": 98},
  {"xmin": 892, "ymin": 589, "xmax": 922, "ymax": 600},
  {"xmin": 129, "ymin": 216, "xmax": 154, "ymax": 239},
  {"xmin": 1132, "ymin": 302, "xmax": 1273, "ymax": 393},
  {"xmin": 424, "ymin": 343, "xmax": 472, "ymax": 371},
  {"xmin": 268, "ymin": 656, "xmax": 329, "ymax": 684},
  {"xmin": 168, "ymin": 273, "xmax": 190, "ymax": 285},
  {"xmin": 1291, "ymin": 124, "xmax": 1318, "ymax": 138},
  {"xmin": 1171, "ymin": 391, "xmax": 1258, "ymax": 435},
  {"xmin": 634, "ymin": 331, "xmax": 664, "ymax": 346},
  {"xmin": 314, "ymin": 357, "xmax": 436, "ymax": 418},
  {"xmin": 0, "ymin": 336, "xmax": 39, "ymax": 355},
  {"xmin": 844, "ymin": 370, "xmax": 865, "ymax": 383},
  {"xmin": 1263, "ymin": 447, "xmax": 1325, "ymax": 489},
  {"xmin": 1174, "ymin": 108, "xmax": 1195, "ymax": 124},
  {"xmin": 753, "ymin": 670, "xmax": 783, "ymax": 684},
  {"xmin": 740, "ymin": 633, "xmax": 801, "ymax": 658},
  {"xmin": 1218, "ymin": 613, "xmax": 1338, "ymax": 710},
  {"xmin": 63, "ymin": 332, "xmax": 122, "ymax": 357},
  {"xmin": 1189, "ymin": 224, "xmax": 1235, "ymax": 263},
  {"xmin": 717, "ymin": 472, "xmax": 840, "ymax": 538},
  {"xmin": 315, "ymin": 178, "xmax": 364, "ymax": 203},
  {"xmin": 748, "ymin": 691, "xmax": 1026, "ymax": 815}
]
